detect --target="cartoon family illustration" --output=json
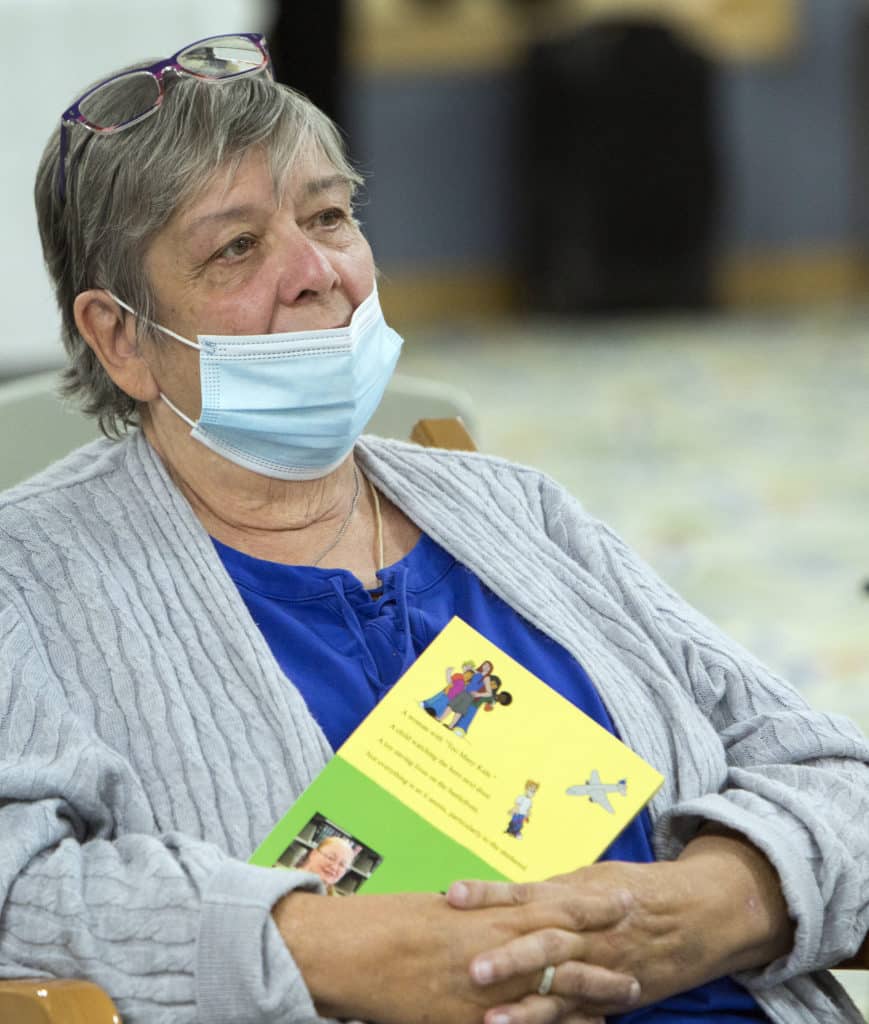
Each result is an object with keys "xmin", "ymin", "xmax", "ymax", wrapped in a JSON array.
[{"xmin": 420, "ymin": 659, "xmax": 512, "ymax": 738}]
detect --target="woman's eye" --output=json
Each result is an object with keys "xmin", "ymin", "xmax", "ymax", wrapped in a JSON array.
[
  {"xmin": 315, "ymin": 208, "xmax": 348, "ymax": 230},
  {"xmin": 218, "ymin": 236, "xmax": 256, "ymax": 260}
]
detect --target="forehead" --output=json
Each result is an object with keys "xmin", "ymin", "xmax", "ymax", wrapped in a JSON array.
[
  {"xmin": 320, "ymin": 840, "xmax": 351, "ymax": 856},
  {"xmin": 177, "ymin": 146, "xmax": 351, "ymax": 226}
]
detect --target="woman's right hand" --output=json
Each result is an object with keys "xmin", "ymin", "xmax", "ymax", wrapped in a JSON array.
[{"xmin": 272, "ymin": 889, "xmax": 637, "ymax": 1024}]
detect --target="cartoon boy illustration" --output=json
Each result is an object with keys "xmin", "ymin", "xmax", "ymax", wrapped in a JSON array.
[{"xmin": 506, "ymin": 780, "xmax": 539, "ymax": 839}]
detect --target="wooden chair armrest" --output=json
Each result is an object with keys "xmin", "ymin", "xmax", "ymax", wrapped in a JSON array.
[
  {"xmin": 410, "ymin": 416, "xmax": 477, "ymax": 452},
  {"xmin": 0, "ymin": 978, "xmax": 121, "ymax": 1023}
]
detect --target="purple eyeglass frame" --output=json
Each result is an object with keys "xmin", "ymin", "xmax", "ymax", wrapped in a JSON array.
[{"xmin": 57, "ymin": 32, "xmax": 272, "ymax": 203}]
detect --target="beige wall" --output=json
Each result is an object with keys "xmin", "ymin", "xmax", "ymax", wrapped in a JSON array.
[{"xmin": 349, "ymin": 0, "xmax": 798, "ymax": 74}]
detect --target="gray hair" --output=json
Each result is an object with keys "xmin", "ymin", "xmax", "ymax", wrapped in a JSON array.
[{"xmin": 35, "ymin": 66, "xmax": 362, "ymax": 437}]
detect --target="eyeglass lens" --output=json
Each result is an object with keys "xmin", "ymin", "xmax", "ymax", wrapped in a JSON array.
[
  {"xmin": 79, "ymin": 71, "xmax": 161, "ymax": 130},
  {"xmin": 177, "ymin": 35, "xmax": 264, "ymax": 77}
]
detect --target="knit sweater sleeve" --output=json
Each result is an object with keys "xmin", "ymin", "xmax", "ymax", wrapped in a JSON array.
[
  {"xmin": 0, "ymin": 598, "xmax": 321, "ymax": 1024},
  {"xmin": 538, "ymin": 476, "xmax": 869, "ymax": 988}
]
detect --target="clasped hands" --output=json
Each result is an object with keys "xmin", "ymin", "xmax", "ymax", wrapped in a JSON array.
[
  {"xmin": 446, "ymin": 859, "xmax": 697, "ymax": 1024},
  {"xmin": 446, "ymin": 830, "xmax": 793, "ymax": 1024},
  {"xmin": 278, "ymin": 831, "xmax": 790, "ymax": 1024}
]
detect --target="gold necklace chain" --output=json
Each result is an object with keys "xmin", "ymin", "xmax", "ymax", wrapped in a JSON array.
[
  {"xmin": 367, "ymin": 474, "xmax": 385, "ymax": 572},
  {"xmin": 310, "ymin": 464, "xmax": 361, "ymax": 567}
]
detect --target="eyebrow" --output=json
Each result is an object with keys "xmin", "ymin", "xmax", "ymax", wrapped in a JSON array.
[
  {"xmin": 185, "ymin": 176, "xmax": 354, "ymax": 235},
  {"xmin": 304, "ymin": 174, "xmax": 354, "ymax": 197},
  {"xmin": 186, "ymin": 204, "xmax": 266, "ymax": 235}
]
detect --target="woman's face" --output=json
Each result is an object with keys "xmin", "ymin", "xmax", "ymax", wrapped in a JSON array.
[
  {"xmin": 305, "ymin": 841, "xmax": 354, "ymax": 885},
  {"xmin": 140, "ymin": 144, "xmax": 375, "ymax": 421}
]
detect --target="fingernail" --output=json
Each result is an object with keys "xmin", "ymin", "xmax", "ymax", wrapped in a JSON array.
[
  {"xmin": 627, "ymin": 981, "xmax": 641, "ymax": 1005},
  {"xmin": 473, "ymin": 959, "xmax": 494, "ymax": 984},
  {"xmin": 489, "ymin": 1014, "xmax": 510, "ymax": 1024},
  {"xmin": 450, "ymin": 881, "xmax": 469, "ymax": 905}
]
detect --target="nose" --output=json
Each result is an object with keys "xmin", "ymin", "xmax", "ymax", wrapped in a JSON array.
[{"xmin": 276, "ymin": 225, "xmax": 340, "ymax": 304}]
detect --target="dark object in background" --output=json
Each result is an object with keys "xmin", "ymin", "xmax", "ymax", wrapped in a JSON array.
[
  {"xmin": 520, "ymin": 21, "xmax": 721, "ymax": 313},
  {"xmin": 267, "ymin": 1, "xmax": 347, "ymax": 131}
]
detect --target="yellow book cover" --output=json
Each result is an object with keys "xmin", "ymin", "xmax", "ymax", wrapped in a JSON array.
[{"xmin": 250, "ymin": 616, "xmax": 663, "ymax": 895}]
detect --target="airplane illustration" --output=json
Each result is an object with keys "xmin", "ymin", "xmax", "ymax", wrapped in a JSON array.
[{"xmin": 565, "ymin": 770, "xmax": 627, "ymax": 814}]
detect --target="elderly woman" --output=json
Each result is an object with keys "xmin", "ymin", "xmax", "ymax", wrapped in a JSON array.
[
  {"xmin": 296, "ymin": 836, "xmax": 357, "ymax": 894},
  {"xmin": 1, "ymin": 31, "xmax": 867, "ymax": 1024}
]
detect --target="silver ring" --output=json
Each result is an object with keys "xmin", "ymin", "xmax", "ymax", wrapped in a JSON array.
[{"xmin": 537, "ymin": 964, "xmax": 556, "ymax": 996}]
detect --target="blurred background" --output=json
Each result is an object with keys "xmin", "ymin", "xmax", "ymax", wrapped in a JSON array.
[{"xmin": 2, "ymin": 0, "xmax": 868, "ymax": 997}]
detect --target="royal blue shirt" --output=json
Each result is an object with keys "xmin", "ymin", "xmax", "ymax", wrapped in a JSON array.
[{"xmin": 214, "ymin": 531, "xmax": 770, "ymax": 1023}]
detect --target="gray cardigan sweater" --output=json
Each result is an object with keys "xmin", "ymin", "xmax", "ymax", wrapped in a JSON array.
[{"xmin": 0, "ymin": 431, "xmax": 867, "ymax": 1024}]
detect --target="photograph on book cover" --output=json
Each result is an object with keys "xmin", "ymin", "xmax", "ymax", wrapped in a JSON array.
[{"xmin": 275, "ymin": 811, "xmax": 384, "ymax": 897}]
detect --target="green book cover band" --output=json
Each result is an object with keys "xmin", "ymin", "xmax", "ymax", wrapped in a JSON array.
[{"xmin": 250, "ymin": 755, "xmax": 505, "ymax": 893}]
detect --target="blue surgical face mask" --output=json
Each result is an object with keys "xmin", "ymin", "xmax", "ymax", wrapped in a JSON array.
[{"xmin": 111, "ymin": 286, "xmax": 403, "ymax": 480}]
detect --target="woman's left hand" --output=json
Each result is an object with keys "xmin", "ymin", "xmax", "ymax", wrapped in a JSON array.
[{"xmin": 447, "ymin": 830, "xmax": 794, "ymax": 1024}]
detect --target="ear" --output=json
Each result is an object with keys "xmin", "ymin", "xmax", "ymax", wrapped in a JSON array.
[{"xmin": 73, "ymin": 289, "xmax": 160, "ymax": 402}]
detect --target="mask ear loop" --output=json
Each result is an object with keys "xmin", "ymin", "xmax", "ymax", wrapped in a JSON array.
[
  {"xmin": 158, "ymin": 392, "xmax": 198, "ymax": 429},
  {"xmin": 108, "ymin": 291, "xmax": 202, "ymax": 349},
  {"xmin": 107, "ymin": 291, "xmax": 202, "ymax": 428}
]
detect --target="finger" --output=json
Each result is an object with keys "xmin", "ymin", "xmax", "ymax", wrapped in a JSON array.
[
  {"xmin": 483, "ymin": 995, "xmax": 608, "ymax": 1024},
  {"xmin": 485, "ymin": 1008, "xmax": 605, "ymax": 1024},
  {"xmin": 449, "ymin": 879, "xmax": 633, "ymax": 929},
  {"xmin": 481, "ymin": 964, "xmax": 639, "ymax": 1024},
  {"xmin": 470, "ymin": 932, "xmax": 638, "ymax": 1003},
  {"xmin": 471, "ymin": 928, "xmax": 583, "ymax": 985},
  {"xmin": 451, "ymin": 879, "xmax": 594, "ymax": 910},
  {"xmin": 546, "ymin": 962, "xmax": 641, "ymax": 1012},
  {"xmin": 448, "ymin": 879, "xmax": 524, "ymax": 908},
  {"xmin": 483, "ymin": 993, "xmax": 573, "ymax": 1024},
  {"xmin": 554, "ymin": 962, "xmax": 642, "ymax": 1012}
]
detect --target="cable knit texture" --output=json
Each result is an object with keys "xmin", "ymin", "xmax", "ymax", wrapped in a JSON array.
[{"xmin": 0, "ymin": 430, "xmax": 867, "ymax": 1023}]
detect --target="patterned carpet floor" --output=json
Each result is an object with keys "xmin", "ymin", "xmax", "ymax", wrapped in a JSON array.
[{"xmin": 399, "ymin": 305, "xmax": 869, "ymax": 1010}]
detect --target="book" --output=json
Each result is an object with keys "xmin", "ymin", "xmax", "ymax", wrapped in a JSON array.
[{"xmin": 249, "ymin": 616, "xmax": 663, "ymax": 895}]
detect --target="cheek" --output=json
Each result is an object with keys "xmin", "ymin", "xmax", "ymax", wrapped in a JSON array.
[
  {"xmin": 149, "ymin": 336, "xmax": 202, "ymax": 409},
  {"xmin": 201, "ymin": 278, "xmax": 284, "ymax": 335},
  {"xmin": 343, "ymin": 237, "xmax": 377, "ymax": 303}
]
